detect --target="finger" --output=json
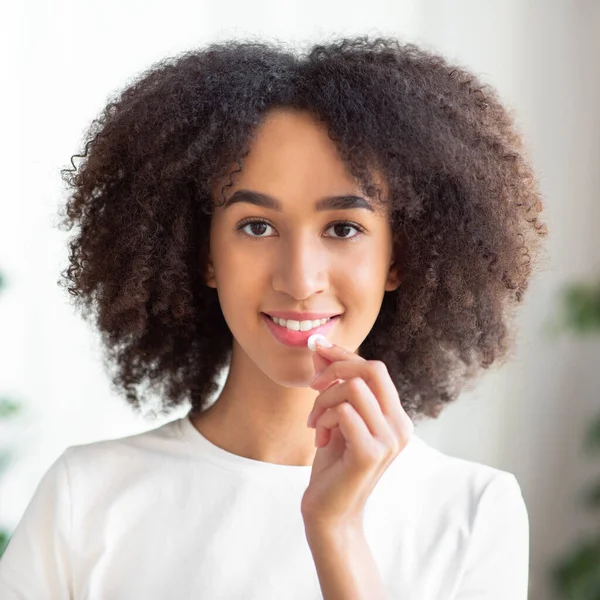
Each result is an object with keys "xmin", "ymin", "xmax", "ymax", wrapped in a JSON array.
[
  {"xmin": 311, "ymin": 360, "xmax": 413, "ymax": 443},
  {"xmin": 309, "ymin": 378, "xmax": 390, "ymax": 440},
  {"xmin": 315, "ymin": 402, "xmax": 376, "ymax": 460},
  {"xmin": 309, "ymin": 336, "xmax": 364, "ymax": 382},
  {"xmin": 311, "ymin": 336, "xmax": 365, "ymax": 363},
  {"xmin": 311, "ymin": 359, "xmax": 400, "ymax": 420},
  {"xmin": 315, "ymin": 422, "xmax": 333, "ymax": 448},
  {"xmin": 311, "ymin": 351, "xmax": 331, "ymax": 383}
]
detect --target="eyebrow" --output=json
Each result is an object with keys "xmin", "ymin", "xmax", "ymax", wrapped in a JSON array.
[{"xmin": 221, "ymin": 189, "xmax": 375, "ymax": 213}]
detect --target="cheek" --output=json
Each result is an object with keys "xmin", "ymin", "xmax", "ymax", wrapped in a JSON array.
[
  {"xmin": 209, "ymin": 244, "xmax": 258, "ymax": 311},
  {"xmin": 344, "ymin": 253, "xmax": 387, "ymax": 286},
  {"xmin": 336, "ymin": 253, "xmax": 390, "ymax": 313},
  {"xmin": 212, "ymin": 235, "xmax": 255, "ymax": 277}
]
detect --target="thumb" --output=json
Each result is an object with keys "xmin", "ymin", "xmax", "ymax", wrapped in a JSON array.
[
  {"xmin": 309, "ymin": 335, "xmax": 333, "ymax": 378},
  {"xmin": 312, "ymin": 351, "xmax": 331, "ymax": 378}
]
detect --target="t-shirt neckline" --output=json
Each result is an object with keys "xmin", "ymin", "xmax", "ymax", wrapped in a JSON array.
[
  {"xmin": 178, "ymin": 410, "xmax": 313, "ymax": 477},
  {"xmin": 178, "ymin": 409, "xmax": 422, "ymax": 478}
]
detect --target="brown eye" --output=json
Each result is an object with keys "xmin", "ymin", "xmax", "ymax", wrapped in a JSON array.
[
  {"xmin": 327, "ymin": 223, "xmax": 361, "ymax": 239},
  {"xmin": 235, "ymin": 219, "xmax": 365, "ymax": 241},
  {"xmin": 243, "ymin": 222, "xmax": 270, "ymax": 237}
]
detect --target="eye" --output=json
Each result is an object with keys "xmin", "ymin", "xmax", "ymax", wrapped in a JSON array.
[{"xmin": 235, "ymin": 219, "xmax": 366, "ymax": 241}]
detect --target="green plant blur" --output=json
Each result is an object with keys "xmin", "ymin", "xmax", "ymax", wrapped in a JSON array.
[{"xmin": 544, "ymin": 277, "xmax": 600, "ymax": 599}]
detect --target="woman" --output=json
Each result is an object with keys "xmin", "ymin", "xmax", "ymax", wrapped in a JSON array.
[{"xmin": 0, "ymin": 35, "xmax": 547, "ymax": 599}]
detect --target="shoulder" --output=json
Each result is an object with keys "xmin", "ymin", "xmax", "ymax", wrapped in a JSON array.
[
  {"xmin": 60, "ymin": 416, "xmax": 187, "ymax": 488},
  {"xmin": 390, "ymin": 433, "xmax": 526, "ymax": 518}
]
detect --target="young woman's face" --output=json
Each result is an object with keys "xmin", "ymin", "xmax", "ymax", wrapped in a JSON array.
[{"xmin": 205, "ymin": 108, "xmax": 401, "ymax": 386}]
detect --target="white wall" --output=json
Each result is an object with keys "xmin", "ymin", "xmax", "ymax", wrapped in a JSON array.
[
  {"xmin": 2, "ymin": 1, "xmax": 598, "ymax": 598},
  {"xmin": 412, "ymin": 4, "xmax": 600, "ymax": 600}
]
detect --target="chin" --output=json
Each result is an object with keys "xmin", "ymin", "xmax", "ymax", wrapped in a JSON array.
[{"xmin": 260, "ymin": 363, "xmax": 315, "ymax": 389}]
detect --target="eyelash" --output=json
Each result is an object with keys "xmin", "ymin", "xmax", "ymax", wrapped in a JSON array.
[{"xmin": 235, "ymin": 218, "xmax": 367, "ymax": 242}]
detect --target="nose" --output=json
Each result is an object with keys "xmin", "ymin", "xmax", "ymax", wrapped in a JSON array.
[{"xmin": 271, "ymin": 231, "xmax": 328, "ymax": 300}]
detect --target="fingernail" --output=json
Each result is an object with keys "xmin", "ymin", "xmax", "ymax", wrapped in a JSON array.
[{"xmin": 308, "ymin": 334, "xmax": 332, "ymax": 351}]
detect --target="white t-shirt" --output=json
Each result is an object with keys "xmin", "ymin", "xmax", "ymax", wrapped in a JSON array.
[{"xmin": 0, "ymin": 411, "xmax": 529, "ymax": 599}]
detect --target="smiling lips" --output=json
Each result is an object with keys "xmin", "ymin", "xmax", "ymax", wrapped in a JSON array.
[
  {"xmin": 264, "ymin": 310, "xmax": 341, "ymax": 321},
  {"xmin": 267, "ymin": 314, "xmax": 333, "ymax": 330},
  {"xmin": 262, "ymin": 313, "xmax": 340, "ymax": 347}
]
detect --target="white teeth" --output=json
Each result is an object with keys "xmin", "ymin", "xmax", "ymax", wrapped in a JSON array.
[{"xmin": 269, "ymin": 315, "xmax": 331, "ymax": 332}]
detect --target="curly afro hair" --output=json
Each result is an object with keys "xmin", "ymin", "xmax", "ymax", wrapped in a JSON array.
[{"xmin": 57, "ymin": 35, "xmax": 548, "ymax": 424}]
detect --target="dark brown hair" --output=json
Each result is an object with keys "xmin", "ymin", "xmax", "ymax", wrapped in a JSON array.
[{"xmin": 57, "ymin": 35, "xmax": 548, "ymax": 423}]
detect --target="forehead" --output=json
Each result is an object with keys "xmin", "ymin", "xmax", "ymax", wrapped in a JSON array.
[{"xmin": 211, "ymin": 108, "xmax": 389, "ymax": 214}]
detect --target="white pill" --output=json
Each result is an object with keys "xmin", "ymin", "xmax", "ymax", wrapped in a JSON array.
[{"xmin": 307, "ymin": 333, "xmax": 329, "ymax": 352}]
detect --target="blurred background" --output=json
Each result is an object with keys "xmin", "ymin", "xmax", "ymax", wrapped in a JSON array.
[{"xmin": 1, "ymin": 1, "xmax": 599, "ymax": 598}]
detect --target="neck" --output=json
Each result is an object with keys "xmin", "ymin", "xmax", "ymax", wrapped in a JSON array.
[{"xmin": 189, "ymin": 340, "xmax": 320, "ymax": 466}]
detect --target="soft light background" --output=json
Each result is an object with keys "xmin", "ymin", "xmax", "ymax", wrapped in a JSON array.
[{"xmin": 1, "ymin": 1, "xmax": 598, "ymax": 598}]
